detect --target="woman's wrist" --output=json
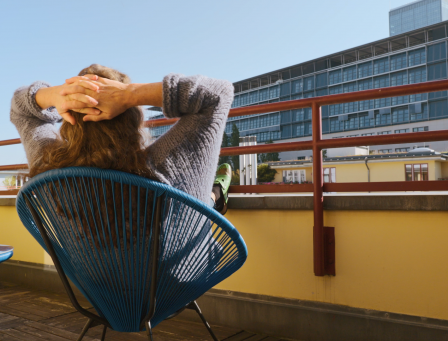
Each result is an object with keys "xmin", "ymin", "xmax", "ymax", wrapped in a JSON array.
[
  {"xmin": 35, "ymin": 86, "xmax": 59, "ymax": 110},
  {"xmin": 125, "ymin": 82, "xmax": 163, "ymax": 108}
]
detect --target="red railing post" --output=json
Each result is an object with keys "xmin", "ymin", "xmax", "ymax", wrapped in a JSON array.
[{"xmin": 312, "ymin": 103, "xmax": 325, "ymax": 276}]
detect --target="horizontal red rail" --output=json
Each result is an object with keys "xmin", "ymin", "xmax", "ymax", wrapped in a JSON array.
[
  {"xmin": 146, "ymin": 79, "xmax": 448, "ymax": 127},
  {"xmin": 0, "ymin": 164, "xmax": 28, "ymax": 171},
  {"xmin": 3, "ymin": 78, "xmax": 448, "ymax": 277},
  {"xmin": 0, "ymin": 138, "xmax": 21, "ymax": 147}
]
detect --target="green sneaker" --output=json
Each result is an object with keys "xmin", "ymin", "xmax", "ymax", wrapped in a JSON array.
[{"xmin": 214, "ymin": 163, "xmax": 232, "ymax": 204}]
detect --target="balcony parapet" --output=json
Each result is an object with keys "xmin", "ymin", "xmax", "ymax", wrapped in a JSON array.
[{"xmin": 3, "ymin": 194, "xmax": 448, "ymax": 211}]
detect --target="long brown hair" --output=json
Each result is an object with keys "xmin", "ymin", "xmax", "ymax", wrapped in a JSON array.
[
  {"xmin": 29, "ymin": 65, "xmax": 154, "ymax": 247},
  {"xmin": 30, "ymin": 64, "xmax": 152, "ymax": 179}
]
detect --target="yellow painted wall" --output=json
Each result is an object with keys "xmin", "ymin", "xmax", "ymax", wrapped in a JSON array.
[
  {"xmin": 272, "ymin": 160, "xmax": 440, "ymax": 183},
  {"xmin": 435, "ymin": 162, "xmax": 442, "ymax": 180},
  {"xmin": 4, "ymin": 203, "xmax": 448, "ymax": 320},
  {"xmin": 441, "ymin": 162, "xmax": 448, "ymax": 179},
  {"xmin": 217, "ymin": 209, "xmax": 448, "ymax": 321},
  {"xmin": 0, "ymin": 206, "xmax": 52, "ymax": 265}
]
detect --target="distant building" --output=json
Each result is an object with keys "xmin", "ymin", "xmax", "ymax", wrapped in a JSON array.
[
  {"xmin": 0, "ymin": 170, "xmax": 28, "ymax": 191},
  {"xmin": 149, "ymin": 10, "xmax": 448, "ymax": 161},
  {"xmin": 267, "ymin": 148, "xmax": 446, "ymax": 184},
  {"xmin": 390, "ymin": 0, "xmax": 448, "ymax": 36}
]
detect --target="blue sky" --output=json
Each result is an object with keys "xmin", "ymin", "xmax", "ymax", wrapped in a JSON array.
[{"xmin": 1, "ymin": 0, "xmax": 408, "ymax": 164}]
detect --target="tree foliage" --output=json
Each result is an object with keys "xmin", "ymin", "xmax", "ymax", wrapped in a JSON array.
[
  {"xmin": 257, "ymin": 164, "xmax": 277, "ymax": 183},
  {"xmin": 230, "ymin": 123, "xmax": 240, "ymax": 171},
  {"xmin": 2, "ymin": 176, "xmax": 16, "ymax": 187},
  {"xmin": 218, "ymin": 132, "xmax": 230, "ymax": 166},
  {"xmin": 258, "ymin": 139, "xmax": 280, "ymax": 163}
]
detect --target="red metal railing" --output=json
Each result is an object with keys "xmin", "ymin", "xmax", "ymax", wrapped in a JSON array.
[{"xmin": 3, "ymin": 79, "xmax": 448, "ymax": 276}]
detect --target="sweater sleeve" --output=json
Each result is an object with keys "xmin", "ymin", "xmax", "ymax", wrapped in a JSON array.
[
  {"xmin": 10, "ymin": 81, "xmax": 61, "ymax": 167},
  {"xmin": 145, "ymin": 74, "xmax": 234, "ymax": 203}
]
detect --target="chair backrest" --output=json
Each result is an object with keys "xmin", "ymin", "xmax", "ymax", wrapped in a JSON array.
[{"xmin": 16, "ymin": 167, "xmax": 247, "ymax": 332}]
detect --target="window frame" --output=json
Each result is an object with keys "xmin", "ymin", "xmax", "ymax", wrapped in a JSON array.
[
  {"xmin": 405, "ymin": 163, "xmax": 429, "ymax": 181},
  {"xmin": 323, "ymin": 167, "xmax": 336, "ymax": 183}
]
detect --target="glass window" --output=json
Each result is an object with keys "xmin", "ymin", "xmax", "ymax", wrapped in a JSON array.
[
  {"xmin": 291, "ymin": 79, "xmax": 303, "ymax": 94},
  {"xmin": 323, "ymin": 168, "xmax": 336, "ymax": 183},
  {"xmin": 413, "ymin": 126, "xmax": 429, "ymax": 132},
  {"xmin": 330, "ymin": 117, "xmax": 344, "ymax": 132},
  {"xmin": 358, "ymin": 79, "xmax": 374, "ymax": 111},
  {"xmin": 343, "ymin": 82, "xmax": 357, "ymax": 113},
  {"xmin": 408, "ymin": 66, "xmax": 426, "ymax": 84},
  {"xmin": 358, "ymin": 62, "xmax": 372, "ymax": 78},
  {"xmin": 361, "ymin": 132, "xmax": 374, "ymax": 136},
  {"xmin": 391, "ymin": 70, "xmax": 408, "ymax": 86},
  {"xmin": 292, "ymin": 109, "xmax": 303, "ymax": 122},
  {"xmin": 240, "ymin": 93, "xmax": 249, "ymax": 106},
  {"xmin": 304, "ymin": 108, "xmax": 312, "ymax": 121},
  {"xmin": 295, "ymin": 123, "xmax": 305, "ymax": 137},
  {"xmin": 329, "ymin": 70, "xmax": 342, "ymax": 85},
  {"xmin": 408, "ymin": 48, "xmax": 426, "ymax": 66},
  {"xmin": 259, "ymin": 88, "xmax": 269, "ymax": 101},
  {"xmin": 378, "ymin": 149, "xmax": 393, "ymax": 153},
  {"xmin": 405, "ymin": 164, "xmax": 428, "ymax": 181},
  {"xmin": 329, "ymin": 85, "xmax": 343, "ymax": 116},
  {"xmin": 429, "ymin": 100, "xmax": 448, "ymax": 118},
  {"xmin": 394, "ymin": 128, "xmax": 410, "ymax": 133},
  {"xmin": 316, "ymin": 73, "xmax": 328, "ymax": 88},
  {"xmin": 269, "ymin": 86, "xmax": 279, "ymax": 99},
  {"xmin": 390, "ymin": 53, "xmax": 407, "ymax": 71},
  {"xmin": 232, "ymin": 95, "xmax": 240, "ymax": 108},
  {"xmin": 303, "ymin": 91, "xmax": 314, "ymax": 98},
  {"xmin": 345, "ymin": 114, "xmax": 358, "ymax": 130},
  {"xmin": 396, "ymin": 147, "xmax": 410, "ymax": 152},
  {"xmin": 343, "ymin": 66, "xmax": 357, "ymax": 82},
  {"xmin": 376, "ymin": 113, "xmax": 391, "ymax": 125},
  {"xmin": 378, "ymin": 131, "xmax": 392, "ymax": 135},
  {"xmin": 427, "ymin": 42, "xmax": 447, "ymax": 63},
  {"xmin": 303, "ymin": 76, "xmax": 314, "ymax": 91},
  {"xmin": 374, "ymin": 75, "xmax": 390, "ymax": 108},
  {"xmin": 359, "ymin": 113, "xmax": 374, "ymax": 128},
  {"xmin": 429, "ymin": 91, "xmax": 447, "ymax": 100},
  {"xmin": 374, "ymin": 57, "xmax": 389, "ymax": 74},
  {"xmin": 322, "ymin": 118, "xmax": 330, "ymax": 133},
  {"xmin": 249, "ymin": 91, "xmax": 259, "ymax": 104},
  {"xmin": 391, "ymin": 71, "xmax": 408, "ymax": 106},
  {"xmin": 428, "ymin": 62, "xmax": 448, "ymax": 80},
  {"xmin": 281, "ymin": 125, "xmax": 291, "ymax": 139},
  {"xmin": 280, "ymin": 82, "xmax": 290, "ymax": 96},
  {"xmin": 411, "ymin": 102, "xmax": 428, "ymax": 121},
  {"xmin": 392, "ymin": 106, "xmax": 409, "ymax": 123}
]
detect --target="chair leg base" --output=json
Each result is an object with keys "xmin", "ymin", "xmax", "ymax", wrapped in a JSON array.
[
  {"xmin": 188, "ymin": 301, "xmax": 219, "ymax": 341},
  {"xmin": 145, "ymin": 320, "xmax": 154, "ymax": 341},
  {"xmin": 77, "ymin": 318, "xmax": 103, "ymax": 341}
]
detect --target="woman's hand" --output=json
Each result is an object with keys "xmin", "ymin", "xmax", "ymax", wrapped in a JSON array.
[
  {"xmin": 65, "ymin": 76, "xmax": 131, "ymax": 122},
  {"xmin": 35, "ymin": 75, "xmax": 101, "ymax": 125}
]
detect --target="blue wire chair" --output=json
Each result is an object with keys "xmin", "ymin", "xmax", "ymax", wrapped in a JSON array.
[
  {"xmin": 16, "ymin": 167, "xmax": 247, "ymax": 341},
  {"xmin": 0, "ymin": 245, "xmax": 13, "ymax": 263}
]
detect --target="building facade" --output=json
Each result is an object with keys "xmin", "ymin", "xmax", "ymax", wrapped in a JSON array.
[
  {"xmin": 267, "ymin": 149, "xmax": 447, "ymax": 184},
  {"xmin": 149, "ymin": 16, "xmax": 448, "ymax": 161},
  {"xmin": 390, "ymin": 0, "xmax": 448, "ymax": 36}
]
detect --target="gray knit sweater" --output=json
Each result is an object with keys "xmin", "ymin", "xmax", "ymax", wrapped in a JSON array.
[{"xmin": 10, "ymin": 74, "xmax": 234, "ymax": 204}]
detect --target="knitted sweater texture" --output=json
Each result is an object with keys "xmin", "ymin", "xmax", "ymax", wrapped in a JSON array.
[{"xmin": 10, "ymin": 74, "xmax": 234, "ymax": 204}]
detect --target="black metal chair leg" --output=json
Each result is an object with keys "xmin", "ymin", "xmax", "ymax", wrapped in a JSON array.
[
  {"xmin": 100, "ymin": 325, "xmax": 107, "ymax": 341},
  {"xmin": 145, "ymin": 321, "xmax": 154, "ymax": 341},
  {"xmin": 188, "ymin": 301, "xmax": 219, "ymax": 341},
  {"xmin": 77, "ymin": 318, "xmax": 95, "ymax": 341}
]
